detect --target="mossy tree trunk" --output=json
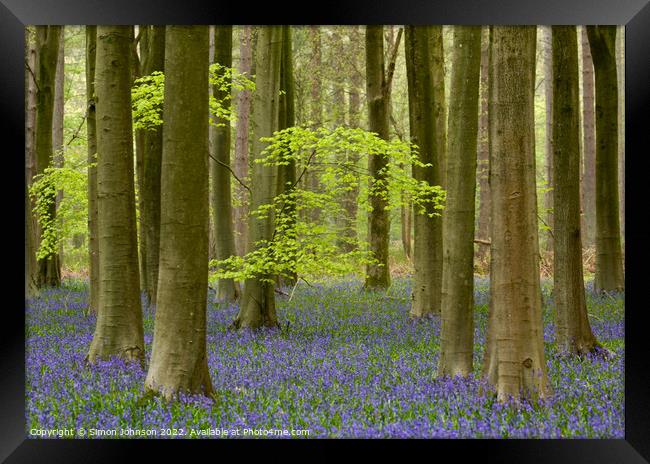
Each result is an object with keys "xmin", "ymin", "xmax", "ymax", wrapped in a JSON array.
[
  {"xmin": 439, "ymin": 26, "xmax": 482, "ymax": 377},
  {"xmin": 231, "ymin": 26, "xmax": 283, "ymax": 330},
  {"xmin": 430, "ymin": 26, "xmax": 447, "ymax": 190},
  {"xmin": 543, "ymin": 26, "xmax": 554, "ymax": 254},
  {"xmin": 482, "ymin": 26, "xmax": 550, "ymax": 402},
  {"xmin": 364, "ymin": 25, "xmax": 391, "ymax": 290},
  {"xmin": 211, "ymin": 25, "xmax": 241, "ymax": 303},
  {"xmin": 140, "ymin": 26, "xmax": 165, "ymax": 307},
  {"xmin": 145, "ymin": 26, "xmax": 213, "ymax": 398},
  {"xmin": 86, "ymin": 25, "xmax": 99, "ymax": 315},
  {"xmin": 87, "ymin": 26, "xmax": 144, "ymax": 364},
  {"xmin": 34, "ymin": 25, "xmax": 62, "ymax": 287},
  {"xmin": 551, "ymin": 26, "xmax": 602, "ymax": 355},
  {"xmin": 405, "ymin": 26, "xmax": 442, "ymax": 316},
  {"xmin": 587, "ymin": 26, "xmax": 624, "ymax": 293}
]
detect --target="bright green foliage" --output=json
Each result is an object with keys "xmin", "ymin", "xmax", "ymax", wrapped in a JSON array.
[
  {"xmin": 131, "ymin": 71, "xmax": 165, "ymax": 130},
  {"xmin": 211, "ymin": 125, "xmax": 446, "ymax": 283},
  {"xmin": 131, "ymin": 65, "xmax": 255, "ymax": 131},
  {"xmin": 29, "ymin": 160, "xmax": 88, "ymax": 261}
]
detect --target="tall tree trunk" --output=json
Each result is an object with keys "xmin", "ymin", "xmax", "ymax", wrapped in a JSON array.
[
  {"xmin": 305, "ymin": 26, "xmax": 323, "ymax": 222},
  {"xmin": 211, "ymin": 25, "xmax": 240, "ymax": 303},
  {"xmin": 140, "ymin": 26, "xmax": 165, "ymax": 307},
  {"xmin": 276, "ymin": 25, "xmax": 297, "ymax": 288},
  {"xmin": 406, "ymin": 26, "xmax": 442, "ymax": 315},
  {"xmin": 132, "ymin": 27, "xmax": 148, "ymax": 300},
  {"xmin": 25, "ymin": 28, "xmax": 39, "ymax": 292},
  {"xmin": 483, "ymin": 26, "xmax": 550, "ymax": 402},
  {"xmin": 145, "ymin": 26, "xmax": 213, "ymax": 398},
  {"xmin": 231, "ymin": 26, "xmax": 283, "ymax": 330},
  {"xmin": 543, "ymin": 26, "xmax": 554, "ymax": 254},
  {"xmin": 587, "ymin": 26, "xmax": 624, "ymax": 292},
  {"xmin": 552, "ymin": 26, "xmax": 602, "ymax": 355},
  {"xmin": 476, "ymin": 27, "xmax": 491, "ymax": 266},
  {"xmin": 87, "ymin": 26, "xmax": 144, "ymax": 364},
  {"xmin": 233, "ymin": 25, "xmax": 253, "ymax": 257},
  {"xmin": 86, "ymin": 25, "xmax": 99, "ymax": 315},
  {"xmin": 616, "ymin": 26, "xmax": 624, "ymax": 248},
  {"xmin": 52, "ymin": 27, "xmax": 65, "ymax": 266},
  {"xmin": 339, "ymin": 25, "xmax": 363, "ymax": 252},
  {"xmin": 439, "ymin": 26, "xmax": 482, "ymax": 377},
  {"xmin": 34, "ymin": 26, "xmax": 62, "ymax": 287},
  {"xmin": 430, "ymin": 26, "xmax": 447, "ymax": 190},
  {"xmin": 581, "ymin": 27, "xmax": 596, "ymax": 247},
  {"xmin": 25, "ymin": 28, "xmax": 39, "ymax": 298},
  {"xmin": 364, "ymin": 25, "xmax": 392, "ymax": 290}
]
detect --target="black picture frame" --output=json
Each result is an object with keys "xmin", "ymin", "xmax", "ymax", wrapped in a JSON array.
[{"xmin": 2, "ymin": 0, "xmax": 648, "ymax": 461}]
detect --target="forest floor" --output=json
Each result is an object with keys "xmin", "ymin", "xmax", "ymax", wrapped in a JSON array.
[{"xmin": 26, "ymin": 277, "xmax": 624, "ymax": 438}]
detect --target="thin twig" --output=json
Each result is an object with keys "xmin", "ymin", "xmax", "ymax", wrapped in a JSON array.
[
  {"xmin": 537, "ymin": 214, "xmax": 554, "ymax": 239},
  {"xmin": 208, "ymin": 153, "xmax": 251, "ymax": 194},
  {"xmin": 25, "ymin": 60, "xmax": 40, "ymax": 93},
  {"xmin": 474, "ymin": 238, "xmax": 491, "ymax": 246}
]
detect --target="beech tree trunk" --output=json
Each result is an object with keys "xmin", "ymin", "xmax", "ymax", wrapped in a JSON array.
[
  {"xmin": 587, "ymin": 26, "xmax": 624, "ymax": 292},
  {"xmin": 211, "ymin": 25, "xmax": 240, "ymax": 303},
  {"xmin": 86, "ymin": 25, "xmax": 99, "ymax": 315},
  {"xmin": 52, "ymin": 27, "xmax": 65, "ymax": 265},
  {"xmin": 430, "ymin": 26, "xmax": 447, "ymax": 190},
  {"xmin": 233, "ymin": 25, "xmax": 253, "ymax": 257},
  {"xmin": 581, "ymin": 27, "xmax": 596, "ymax": 247},
  {"xmin": 482, "ymin": 26, "xmax": 550, "ymax": 402},
  {"xmin": 305, "ymin": 26, "xmax": 323, "ymax": 223},
  {"xmin": 339, "ymin": 25, "xmax": 363, "ymax": 252},
  {"xmin": 476, "ymin": 27, "xmax": 491, "ymax": 266},
  {"xmin": 551, "ymin": 26, "xmax": 601, "ymax": 355},
  {"xmin": 231, "ymin": 26, "xmax": 282, "ymax": 330},
  {"xmin": 439, "ymin": 26, "xmax": 481, "ymax": 377},
  {"xmin": 34, "ymin": 26, "xmax": 62, "ymax": 287},
  {"xmin": 141, "ymin": 26, "xmax": 165, "ymax": 306},
  {"xmin": 616, "ymin": 26, "xmax": 624, "ymax": 247},
  {"xmin": 25, "ymin": 28, "xmax": 39, "ymax": 293},
  {"xmin": 543, "ymin": 26, "xmax": 554, "ymax": 254},
  {"xmin": 405, "ymin": 26, "xmax": 442, "ymax": 315},
  {"xmin": 364, "ymin": 25, "xmax": 391, "ymax": 290},
  {"xmin": 145, "ymin": 26, "xmax": 213, "ymax": 399},
  {"xmin": 87, "ymin": 26, "xmax": 144, "ymax": 364},
  {"xmin": 276, "ymin": 25, "xmax": 297, "ymax": 288}
]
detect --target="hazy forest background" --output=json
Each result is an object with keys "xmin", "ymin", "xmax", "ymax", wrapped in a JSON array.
[{"xmin": 25, "ymin": 25, "xmax": 625, "ymax": 438}]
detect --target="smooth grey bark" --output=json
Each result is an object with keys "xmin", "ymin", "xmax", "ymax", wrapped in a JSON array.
[
  {"xmin": 145, "ymin": 26, "xmax": 213, "ymax": 399},
  {"xmin": 87, "ymin": 26, "xmax": 144, "ymax": 364},
  {"xmin": 231, "ymin": 26, "xmax": 283, "ymax": 330},
  {"xmin": 86, "ymin": 25, "xmax": 99, "ymax": 315},
  {"xmin": 587, "ymin": 26, "xmax": 624, "ymax": 293},
  {"xmin": 551, "ymin": 26, "xmax": 602, "ymax": 355},
  {"xmin": 52, "ymin": 27, "xmax": 65, "ymax": 267},
  {"xmin": 439, "ymin": 26, "xmax": 482, "ymax": 377},
  {"xmin": 34, "ymin": 26, "xmax": 62, "ymax": 287},
  {"xmin": 543, "ymin": 26, "xmax": 554, "ymax": 254},
  {"xmin": 482, "ymin": 26, "xmax": 550, "ymax": 402},
  {"xmin": 211, "ymin": 25, "xmax": 240, "ymax": 303},
  {"xmin": 616, "ymin": 26, "xmax": 624, "ymax": 246}
]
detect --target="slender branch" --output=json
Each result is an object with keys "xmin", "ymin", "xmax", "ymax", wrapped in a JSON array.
[
  {"xmin": 208, "ymin": 152, "xmax": 251, "ymax": 194},
  {"xmin": 537, "ymin": 213, "xmax": 555, "ymax": 239},
  {"xmin": 390, "ymin": 112, "xmax": 405, "ymax": 141},
  {"xmin": 25, "ymin": 60, "xmax": 41, "ymax": 93},
  {"xmin": 384, "ymin": 27, "xmax": 403, "ymax": 95},
  {"xmin": 66, "ymin": 114, "xmax": 87, "ymax": 146},
  {"xmin": 474, "ymin": 238, "xmax": 491, "ymax": 246}
]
